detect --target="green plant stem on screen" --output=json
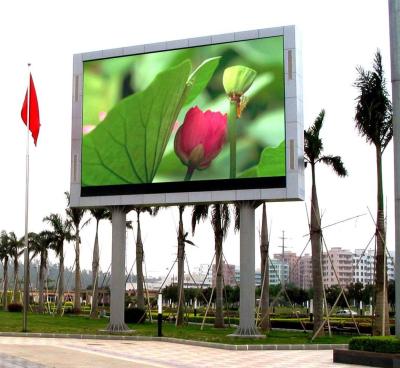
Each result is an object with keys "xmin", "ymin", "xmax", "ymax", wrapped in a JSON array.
[
  {"xmin": 228, "ymin": 101, "xmax": 237, "ymax": 179},
  {"xmin": 184, "ymin": 167, "xmax": 194, "ymax": 181}
]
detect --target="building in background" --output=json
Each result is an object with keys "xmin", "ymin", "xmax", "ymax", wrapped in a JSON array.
[
  {"xmin": 268, "ymin": 259, "xmax": 289, "ymax": 285},
  {"xmin": 298, "ymin": 254, "xmax": 313, "ymax": 290},
  {"xmin": 352, "ymin": 249, "xmax": 374, "ymax": 285},
  {"xmin": 211, "ymin": 262, "xmax": 236, "ymax": 288},
  {"xmin": 352, "ymin": 249, "xmax": 395, "ymax": 285},
  {"xmin": 208, "ymin": 247, "xmax": 395, "ymax": 290},
  {"xmin": 234, "ymin": 261, "xmax": 289, "ymax": 286},
  {"xmin": 322, "ymin": 247, "xmax": 353, "ymax": 287},
  {"xmin": 273, "ymin": 251, "xmax": 300, "ymax": 286}
]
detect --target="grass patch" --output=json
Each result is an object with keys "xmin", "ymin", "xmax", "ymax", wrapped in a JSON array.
[{"xmin": 0, "ymin": 310, "xmax": 351, "ymax": 345}]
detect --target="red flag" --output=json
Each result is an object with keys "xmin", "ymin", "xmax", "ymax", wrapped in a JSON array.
[{"xmin": 21, "ymin": 73, "xmax": 40, "ymax": 145}]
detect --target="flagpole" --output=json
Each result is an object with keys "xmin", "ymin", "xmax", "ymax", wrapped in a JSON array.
[{"xmin": 22, "ymin": 63, "xmax": 31, "ymax": 332}]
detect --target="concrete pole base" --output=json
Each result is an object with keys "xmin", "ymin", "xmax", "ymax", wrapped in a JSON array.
[
  {"xmin": 103, "ymin": 323, "xmax": 132, "ymax": 333},
  {"xmin": 228, "ymin": 326, "xmax": 264, "ymax": 338}
]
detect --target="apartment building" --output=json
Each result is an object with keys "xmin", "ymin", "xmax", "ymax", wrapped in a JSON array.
[
  {"xmin": 353, "ymin": 249, "xmax": 395, "ymax": 285},
  {"xmin": 273, "ymin": 251, "xmax": 300, "ymax": 286},
  {"xmin": 322, "ymin": 247, "xmax": 353, "ymax": 287},
  {"xmin": 298, "ymin": 253, "xmax": 313, "ymax": 289}
]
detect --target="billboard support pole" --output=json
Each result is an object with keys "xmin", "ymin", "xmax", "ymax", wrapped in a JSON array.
[
  {"xmin": 229, "ymin": 201, "xmax": 263, "ymax": 337},
  {"xmin": 389, "ymin": 0, "xmax": 400, "ymax": 338},
  {"xmin": 106, "ymin": 206, "xmax": 130, "ymax": 332}
]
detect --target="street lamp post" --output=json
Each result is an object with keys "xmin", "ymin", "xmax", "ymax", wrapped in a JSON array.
[{"xmin": 389, "ymin": 0, "xmax": 400, "ymax": 338}]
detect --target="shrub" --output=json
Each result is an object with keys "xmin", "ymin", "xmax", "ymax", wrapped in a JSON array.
[
  {"xmin": 8, "ymin": 303, "xmax": 23, "ymax": 312},
  {"xmin": 63, "ymin": 302, "xmax": 74, "ymax": 313},
  {"xmin": 125, "ymin": 307, "xmax": 147, "ymax": 324},
  {"xmin": 349, "ymin": 336, "xmax": 400, "ymax": 354}
]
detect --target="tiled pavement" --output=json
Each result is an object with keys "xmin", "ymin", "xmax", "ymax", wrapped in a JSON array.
[{"xmin": 0, "ymin": 337, "xmax": 368, "ymax": 368}]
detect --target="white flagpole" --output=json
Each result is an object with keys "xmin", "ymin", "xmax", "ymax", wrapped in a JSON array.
[{"xmin": 22, "ymin": 63, "xmax": 31, "ymax": 332}]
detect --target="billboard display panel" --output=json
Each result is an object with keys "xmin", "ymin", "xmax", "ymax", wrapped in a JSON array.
[{"xmin": 70, "ymin": 26, "xmax": 303, "ymax": 207}]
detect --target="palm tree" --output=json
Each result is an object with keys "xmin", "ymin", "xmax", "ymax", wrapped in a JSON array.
[
  {"xmin": 88, "ymin": 208, "xmax": 109, "ymax": 318},
  {"xmin": 354, "ymin": 51, "xmax": 392, "ymax": 336},
  {"xmin": 174, "ymin": 205, "xmax": 195, "ymax": 326},
  {"xmin": 176, "ymin": 205, "xmax": 186, "ymax": 326},
  {"xmin": 0, "ymin": 231, "xmax": 10, "ymax": 310},
  {"xmin": 130, "ymin": 206, "xmax": 159, "ymax": 310},
  {"xmin": 65, "ymin": 192, "xmax": 89, "ymax": 313},
  {"xmin": 304, "ymin": 110, "xmax": 347, "ymax": 337},
  {"xmin": 43, "ymin": 213, "xmax": 73, "ymax": 315},
  {"xmin": 8, "ymin": 232, "xmax": 22, "ymax": 303},
  {"xmin": 192, "ymin": 204, "xmax": 230, "ymax": 328},
  {"xmin": 29, "ymin": 231, "xmax": 51, "ymax": 314},
  {"xmin": 259, "ymin": 203, "xmax": 270, "ymax": 332}
]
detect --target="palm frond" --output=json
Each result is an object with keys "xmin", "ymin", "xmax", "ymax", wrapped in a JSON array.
[
  {"xmin": 191, "ymin": 204, "xmax": 209, "ymax": 235},
  {"xmin": 310, "ymin": 109, "xmax": 325, "ymax": 136},
  {"xmin": 354, "ymin": 50, "xmax": 392, "ymax": 150},
  {"xmin": 319, "ymin": 155, "xmax": 348, "ymax": 177},
  {"xmin": 220, "ymin": 204, "xmax": 231, "ymax": 240},
  {"xmin": 90, "ymin": 208, "xmax": 109, "ymax": 222},
  {"xmin": 233, "ymin": 202, "xmax": 240, "ymax": 232},
  {"xmin": 304, "ymin": 128, "xmax": 323, "ymax": 163}
]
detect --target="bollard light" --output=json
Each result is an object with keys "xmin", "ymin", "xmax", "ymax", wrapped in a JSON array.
[
  {"xmin": 157, "ymin": 293, "xmax": 163, "ymax": 337},
  {"xmin": 158, "ymin": 293, "xmax": 162, "ymax": 314},
  {"xmin": 309, "ymin": 299, "xmax": 314, "ymax": 322}
]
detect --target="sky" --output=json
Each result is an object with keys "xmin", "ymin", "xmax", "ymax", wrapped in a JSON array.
[{"xmin": 0, "ymin": 0, "xmax": 396, "ymax": 280}]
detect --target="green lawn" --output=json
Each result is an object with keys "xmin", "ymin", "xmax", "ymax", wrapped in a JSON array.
[{"xmin": 0, "ymin": 310, "xmax": 352, "ymax": 345}]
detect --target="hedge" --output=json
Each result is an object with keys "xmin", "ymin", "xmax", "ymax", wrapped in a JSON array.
[
  {"xmin": 7, "ymin": 303, "xmax": 23, "ymax": 312},
  {"xmin": 125, "ymin": 308, "xmax": 147, "ymax": 324},
  {"xmin": 349, "ymin": 336, "xmax": 400, "ymax": 354}
]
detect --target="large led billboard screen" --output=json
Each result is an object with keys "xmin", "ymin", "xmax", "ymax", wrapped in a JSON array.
[{"xmin": 70, "ymin": 26, "xmax": 303, "ymax": 207}]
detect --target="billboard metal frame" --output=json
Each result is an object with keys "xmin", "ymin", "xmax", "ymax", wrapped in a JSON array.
[{"xmin": 70, "ymin": 25, "xmax": 304, "ymax": 208}]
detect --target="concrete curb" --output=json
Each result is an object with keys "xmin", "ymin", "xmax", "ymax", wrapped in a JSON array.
[{"xmin": 0, "ymin": 332, "xmax": 348, "ymax": 351}]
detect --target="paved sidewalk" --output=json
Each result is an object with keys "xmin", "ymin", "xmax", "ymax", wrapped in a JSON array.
[{"xmin": 0, "ymin": 337, "xmax": 367, "ymax": 368}]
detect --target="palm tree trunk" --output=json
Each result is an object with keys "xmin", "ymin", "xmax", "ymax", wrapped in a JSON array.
[
  {"xmin": 90, "ymin": 221, "xmax": 100, "ymax": 319},
  {"xmin": 74, "ymin": 228, "xmax": 81, "ymax": 313},
  {"xmin": 13, "ymin": 258, "xmax": 18, "ymax": 303},
  {"xmin": 310, "ymin": 164, "xmax": 324, "ymax": 337},
  {"xmin": 38, "ymin": 251, "xmax": 46, "ymax": 314},
  {"xmin": 57, "ymin": 247, "xmax": 64, "ymax": 315},
  {"xmin": 176, "ymin": 206, "xmax": 185, "ymax": 326},
  {"xmin": 136, "ymin": 214, "xmax": 145, "ymax": 310},
  {"xmin": 259, "ymin": 203, "xmax": 270, "ymax": 332},
  {"xmin": 214, "ymin": 205, "xmax": 224, "ymax": 328},
  {"xmin": 3, "ymin": 257, "xmax": 8, "ymax": 310},
  {"xmin": 373, "ymin": 147, "xmax": 390, "ymax": 335}
]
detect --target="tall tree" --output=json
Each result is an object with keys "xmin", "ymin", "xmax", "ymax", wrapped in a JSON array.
[
  {"xmin": 43, "ymin": 213, "xmax": 72, "ymax": 315},
  {"xmin": 176, "ymin": 205, "xmax": 186, "ymax": 326},
  {"xmin": 131, "ymin": 206, "xmax": 159, "ymax": 310},
  {"xmin": 29, "ymin": 231, "xmax": 51, "ymax": 314},
  {"xmin": 89, "ymin": 208, "xmax": 109, "ymax": 319},
  {"xmin": 8, "ymin": 232, "xmax": 22, "ymax": 303},
  {"xmin": 65, "ymin": 192, "xmax": 89, "ymax": 313},
  {"xmin": 0, "ymin": 231, "xmax": 10, "ymax": 310},
  {"xmin": 192, "ymin": 203, "xmax": 230, "ymax": 328},
  {"xmin": 354, "ymin": 51, "xmax": 392, "ymax": 335},
  {"xmin": 304, "ymin": 110, "xmax": 347, "ymax": 336},
  {"xmin": 259, "ymin": 203, "xmax": 270, "ymax": 332}
]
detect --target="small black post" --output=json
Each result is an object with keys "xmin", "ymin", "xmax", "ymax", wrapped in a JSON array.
[{"xmin": 157, "ymin": 313, "xmax": 162, "ymax": 337}]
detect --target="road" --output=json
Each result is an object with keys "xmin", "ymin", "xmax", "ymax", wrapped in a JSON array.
[{"xmin": 0, "ymin": 337, "xmax": 366, "ymax": 368}]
